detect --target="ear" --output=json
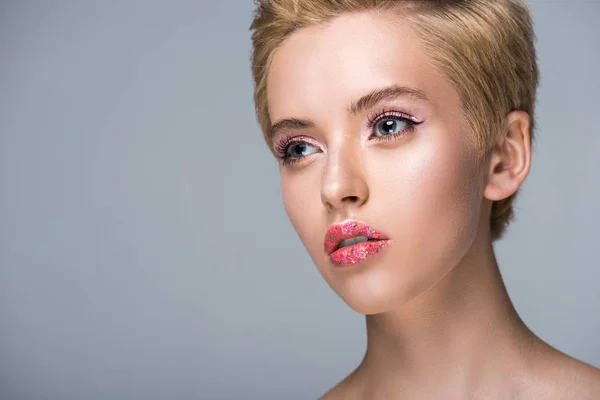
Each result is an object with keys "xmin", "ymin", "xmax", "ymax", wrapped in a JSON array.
[{"xmin": 483, "ymin": 111, "xmax": 532, "ymax": 201}]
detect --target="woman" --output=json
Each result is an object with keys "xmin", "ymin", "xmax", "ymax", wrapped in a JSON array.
[{"xmin": 249, "ymin": 0, "xmax": 600, "ymax": 398}]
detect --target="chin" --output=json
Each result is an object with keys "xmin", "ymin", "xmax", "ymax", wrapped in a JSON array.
[
  {"xmin": 339, "ymin": 288, "xmax": 413, "ymax": 315},
  {"xmin": 344, "ymin": 297, "xmax": 397, "ymax": 315},
  {"xmin": 322, "ymin": 263, "xmax": 432, "ymax": 315}
]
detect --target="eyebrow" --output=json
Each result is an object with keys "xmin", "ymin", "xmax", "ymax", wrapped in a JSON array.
[
  {"xmin": 269, "ymin": 118, "xmax": 315, "ymax": 142},
  {"xmin": 269, "ymin": 85, "xmax": 428, "ymax": 140},
  {"xmin": 347, "ymin": 85, "xmax": 429, "ymax": 116}
]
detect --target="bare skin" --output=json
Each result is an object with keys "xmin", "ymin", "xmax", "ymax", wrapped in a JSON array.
[
  {"xmin": 319, "ymin": 234, "xmax": 600, "ymax": 399},
  {"xmin": 265, "ymin": 10, "xmax": 600, "ymax": 399}
]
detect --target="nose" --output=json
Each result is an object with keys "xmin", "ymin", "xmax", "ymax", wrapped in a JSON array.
[{"xmin": 320, "ymin": 144, "xmax": 369, "ymax": 213}]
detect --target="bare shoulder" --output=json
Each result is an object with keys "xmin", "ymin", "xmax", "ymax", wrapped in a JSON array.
[
  {"xmin": 317, "ymin": 347, "xmax": 600, "ymax": 399},
  {"xmin": 317, "ymin": 384, "xmax": 350, "ymax": 400},
  {"xmin": 556, "ymin": 357, "xmax": 600, "ymax": 399},
  {"xmin": 523, "ymin": 346, "xmax": 600, "ymax": 399},
  {"xmin": 317, "ymin": 369, "xmax": 363, "ymax": 400}
]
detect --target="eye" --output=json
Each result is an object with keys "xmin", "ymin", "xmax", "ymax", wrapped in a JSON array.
[
  {"xmin": 286, "ymin": 141, "xmax": 320, "ymax": 159},
  {"xmin": 273, "ymin": 135, "xmax": 323, "ymax": 167},
  {"xmin": 373, "ymin": 118, "xmax": 409, "ymax": 137},
  {"xmin": 367, "ymin": 109, "xmax": 423, "ymax": 142}
]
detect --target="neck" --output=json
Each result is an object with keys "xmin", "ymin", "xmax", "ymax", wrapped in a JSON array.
[{"xmin": 356, "ymin": 232, "xmax": 539, "ymax": 397}]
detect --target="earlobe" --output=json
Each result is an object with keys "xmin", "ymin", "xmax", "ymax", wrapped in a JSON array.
[{"xmin": 483, "ymin": 111, "xmax": 532, "ymax": 201}]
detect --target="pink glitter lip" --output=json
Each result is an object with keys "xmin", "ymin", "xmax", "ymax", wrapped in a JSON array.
[{"xmin": 324, "ymin": 220, "xmax": 390, "ymax": 267}]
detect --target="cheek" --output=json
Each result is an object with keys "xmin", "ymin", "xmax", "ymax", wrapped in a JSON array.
[
  {"xmin": 374, "ymin": 133, "xmax": 483, "ymax": 276},
  {"xmin": 280, "ymin": 171, "xmax": 324, "ymax": 256},
  {"xmin": 337, "ymin": 135, "xmax": 484, "ymax": 312}
]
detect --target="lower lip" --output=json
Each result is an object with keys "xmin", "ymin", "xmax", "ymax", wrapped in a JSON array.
[{"xmin": 329, "ymin": 240, "xmax": 390, "ymax": 267}]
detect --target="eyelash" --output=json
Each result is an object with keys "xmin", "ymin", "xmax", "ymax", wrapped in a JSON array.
[
  {"xmin": 275, "ymin": 108, "xmax": 423, "ymax": 167},
  {"xmin": 367, "ymin": 107, "xmax": 421, "ymax": 142}
]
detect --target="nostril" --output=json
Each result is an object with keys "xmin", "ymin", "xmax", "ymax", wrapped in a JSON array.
[{"xmin": 343, "ymin": 196, "xmax": 360, "ymax": 203}]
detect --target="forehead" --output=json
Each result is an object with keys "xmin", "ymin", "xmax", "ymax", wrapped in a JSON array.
[{"xmin": 266, "ymin": 10, "xmax": 451, "ymax": 123}]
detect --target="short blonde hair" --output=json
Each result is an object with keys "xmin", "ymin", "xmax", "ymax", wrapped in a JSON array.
[{"xmin": 249, "ymin": 0, "xmax": 539, "ymax": 242}]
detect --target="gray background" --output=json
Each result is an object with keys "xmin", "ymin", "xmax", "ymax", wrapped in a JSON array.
[{"xmin": 0, "ymin": 1, "xmax": 598, "ymax": 399}]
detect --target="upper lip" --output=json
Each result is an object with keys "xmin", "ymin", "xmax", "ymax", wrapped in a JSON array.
[{"xmin": 324, "ymin": 220, "xmax": 389, "ymax": 255}]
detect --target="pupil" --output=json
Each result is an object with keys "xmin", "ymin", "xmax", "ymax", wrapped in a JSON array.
[
  {"xmin": 380, "ymin": 120, "xmax": 397, "ymax": 135},
  {"xmin": 291, "ymin": 143, "xmax": 306, "ymax": 157}
]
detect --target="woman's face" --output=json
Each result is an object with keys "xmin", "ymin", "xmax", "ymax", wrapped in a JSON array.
[{"xmin": 266, "ymin": 11, "xmax": 488, "ymax": 314}]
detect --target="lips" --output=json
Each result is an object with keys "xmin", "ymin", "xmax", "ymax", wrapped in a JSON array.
[{"xmin": 324, "ymin": 220, "xmax": 390, "ymax": 267}]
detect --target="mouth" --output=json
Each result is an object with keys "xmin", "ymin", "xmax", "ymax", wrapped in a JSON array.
[
  {"xmin": 336, "ymin": 235, "xmax": 380, "ymax": 250},
  {"xmin": 324, "ymin": 220, "xmax": 390, "ymax": 266}
]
